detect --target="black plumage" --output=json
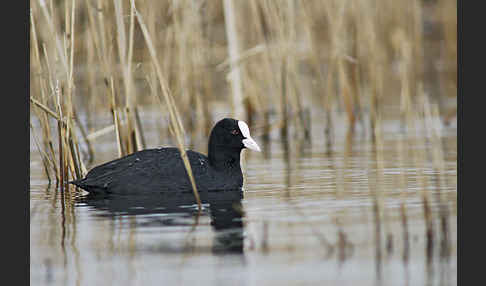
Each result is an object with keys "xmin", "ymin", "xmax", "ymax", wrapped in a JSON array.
[{"xmin": 70, "ymin": 118, "xmax": 260, "ymax": 195}]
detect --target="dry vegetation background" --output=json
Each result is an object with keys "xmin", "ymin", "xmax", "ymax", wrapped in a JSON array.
[{"xmin": 30, "ymin": 0, "xmax": 457, "ymax": 187}]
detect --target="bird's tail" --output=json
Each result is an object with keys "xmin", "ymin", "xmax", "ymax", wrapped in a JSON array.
[{"xmin": 69, "ymin": 178, "xmax": 85, "ymax": 188}]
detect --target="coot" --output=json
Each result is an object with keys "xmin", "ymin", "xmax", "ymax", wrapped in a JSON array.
[{"xmin": 70, "ymin": 118, "xmax": 261, "ymax": 195}]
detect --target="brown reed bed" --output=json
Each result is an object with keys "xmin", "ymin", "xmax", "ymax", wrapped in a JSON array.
[{"xmin": 30, "ymin": 0, "xmax": 456, "ymax": 230}]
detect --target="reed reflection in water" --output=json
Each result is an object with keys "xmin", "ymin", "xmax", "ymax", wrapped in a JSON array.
[{"xmin": 30, "ymin": 109, "xmax": 456, "ymax": 286}]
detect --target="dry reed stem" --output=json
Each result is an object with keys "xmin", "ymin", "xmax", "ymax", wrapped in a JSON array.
[
  {"xmin": 85, "ymin": 0, "xmax": 110, "ymax": 84},
  {"xmin": 217, "ymin": 44, "xmax": 266, "ymax": 72},
  {"xmin": 258, "ymin": 1, "xmax": 291, "ymax": 139},
  {"xmin": 109, "ymin": 77, "xmax": 124, "ymax": 158},
  {"xmin": 249, "ymin": 0, "xmax": 280, "ymax": 119},
  {"xmin": 373, "ymin": 116, "xmax": 394, "ymax": 256},
  {"xmin": 30, "ymin": 97, "xmax": 60, "ymax": 120},
  {"xmin": 55, "ymin": 82, "xmax": 65, "ymax": 191},
  {"xmin": 406, "ymin": 90, "xmax": 435, "ymax": 263},
  {"xmin": 393, "ymin": 29, "xmax": 413, "ymax": 120},
  {"xmin": 30, "ymin": 121, "xmax": 54, "ymax": 183},
  {"xmin": 358, "ymin": 0, "xmax": 383, "ymax": 140},
  {"xmin": 38, "ymin": 0, "xmax": 68, "ymax": 74},
  {"xmin": 223, "ymin": 0, "xmax": 245, "ymax": 120},
  {"xmin": 424, "ymin": 98, "xmax": 451, "ymax": 258},
  {"xmin": 283, "ymin": 0, "xmax": 306, "ymax": 139},
  {"xmin": 396, "ymin": 135, "xmax": 410, "ymax": 263},
  {"xmin": 72, "ymin": 108, "xmax": 94, "ymax": 165},
  {"xmin": 133, "ymin": 1, "xmax": 201, "ymax": 210},
  {"xmin": 323, "ymin": 0, "xmax": 356, "ymax": 131},
  {"xmin": 338, "ymin": 59, "xmax": 355, "ymax": 130},
  {"xmin": 366, "ymin": 112, "xmax": 384, "ymax": 275},
  {"xmin": 114, "ymin": 0, "xmax": 141, "ymax": 154},
  {"xmin": 31, "ymin": 6, "xmax": 60, "ymax": 180},
  {"xmin": 32, "ymin": 0, "xmax": 85, "ymax": 186}
]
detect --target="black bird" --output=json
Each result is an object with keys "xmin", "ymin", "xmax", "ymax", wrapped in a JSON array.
[{"xmin": 70, "ymin": 118, "xmax": 261, "ymax": 195}]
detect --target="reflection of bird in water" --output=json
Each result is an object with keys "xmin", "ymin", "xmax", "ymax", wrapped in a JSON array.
[
  {"xmin": 210, "ymin": 198, "xmax": 245, "ymax": 253},
  {"xmin": 76, "ymin": 190, "xmax": 245, "ymax": 254}
]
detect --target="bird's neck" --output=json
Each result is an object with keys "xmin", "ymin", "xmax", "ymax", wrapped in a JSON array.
[{"xmin": 208, "ymin": 146, "xmax": 242, "ymax": 172}]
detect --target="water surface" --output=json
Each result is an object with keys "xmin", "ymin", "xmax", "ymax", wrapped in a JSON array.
[{"xmin": 30, "ymin": 107, "xmax": 457, "ymax": 286}]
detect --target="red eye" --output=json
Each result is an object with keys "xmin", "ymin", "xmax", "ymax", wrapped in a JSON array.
[{"xmin": 231, "ymin": 129, "xmax": 239, "ymax": 135}]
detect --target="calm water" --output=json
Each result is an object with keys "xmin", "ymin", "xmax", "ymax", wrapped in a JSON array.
[{"xmin": 30, "ymin": 106, "xmax": 457, "ymax": 286}]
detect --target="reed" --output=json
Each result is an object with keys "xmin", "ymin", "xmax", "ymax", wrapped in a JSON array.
[
  {"xmin": 423, "ymin": 97, "xmax": 451, "ymax": 259},
  {"xmin": 396, "ymin": 135, "xmax": 410, "ymax": 264},
  {"xmin": 408, "ymin": 91, "xmax": 435, "ymax": 264},
  {"xmin": 369, "ymin": 115, "xmax": 387, "ymax": 269},
  {"xmin": 223, "ymin": 0, "xmax": 244, "ymax": 120},
  {"xmin": 30, "ymin": 0, "xmax": 455, "ymax": 212},
  {"xmin": 113, "ymin": 0, "xmax": 141, "ymax": 154},
  {"xmin": 133, "ymin": 0, "xmax": 201, "ymax": 209},
  {"xmin": 31, "ymin": 0, "xmax": 85, "ymax": 189}
]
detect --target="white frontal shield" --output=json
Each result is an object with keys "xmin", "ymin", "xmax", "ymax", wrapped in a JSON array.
[{"xmin": 238, "ymin": 120, "xmax": 261, "ymax": 152}]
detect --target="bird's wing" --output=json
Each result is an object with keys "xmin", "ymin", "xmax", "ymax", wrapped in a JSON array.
[{"xmin": 79, "ymin": 148, "xmax": 210, "ymax": 195}]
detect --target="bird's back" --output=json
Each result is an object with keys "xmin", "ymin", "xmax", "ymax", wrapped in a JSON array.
[{"xmin": 71, "ymin": 147, "xmax": 242, "ymax": 195}]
